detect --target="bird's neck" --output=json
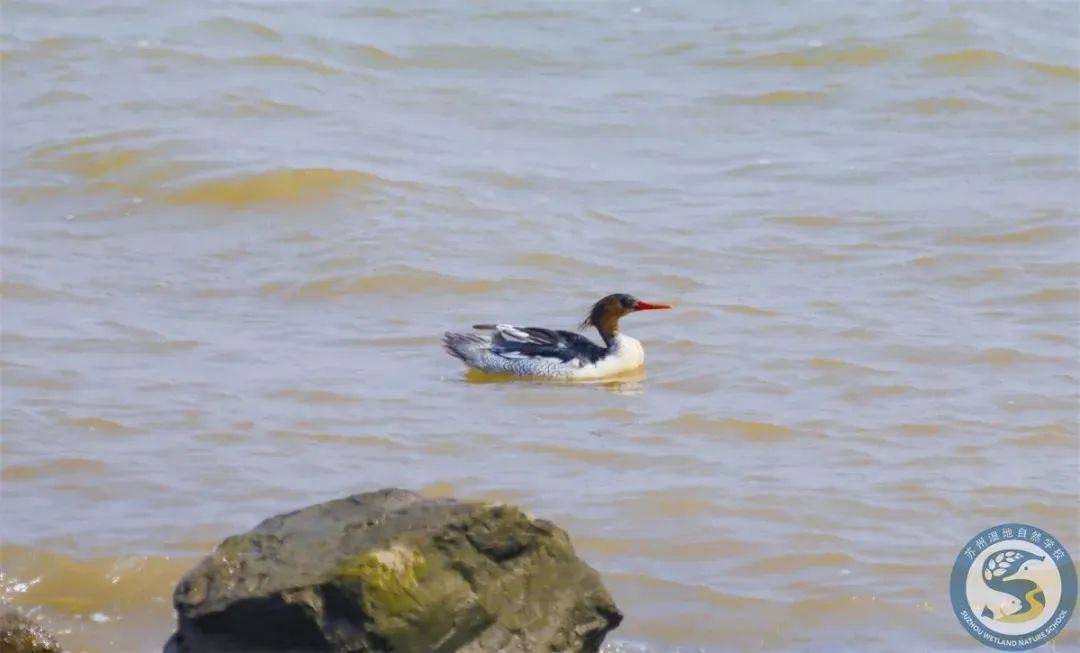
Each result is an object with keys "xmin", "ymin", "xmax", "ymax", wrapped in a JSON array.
[
  {"xmin": 598, "ymin": 327, "xmax": 620, "ymax": 348},
  {"xmin": 595, "ymin": 316, "xmax": 620, "ymax": 347}
]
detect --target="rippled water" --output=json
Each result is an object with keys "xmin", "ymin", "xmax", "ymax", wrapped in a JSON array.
[{"xmin": 2, "ymin": 2, "xmax": 1078, "ymax": 651}]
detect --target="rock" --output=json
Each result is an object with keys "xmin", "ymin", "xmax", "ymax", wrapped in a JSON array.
[
  {"xmin": 0, "ymin": 612, "xmax": 64, "ymax": 653},
  {"xmin": 165, "ymin": 488, "xmax": 621, "ymax": 653}
]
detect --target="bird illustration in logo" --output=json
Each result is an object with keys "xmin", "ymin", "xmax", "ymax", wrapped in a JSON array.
[{"xmin": 979, "ymin": 549, "xmax": 1046, "ymax": 623}]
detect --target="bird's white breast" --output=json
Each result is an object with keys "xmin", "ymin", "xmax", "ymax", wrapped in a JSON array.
[{"xmin": 569, "ymin": 333, "xmax": 644, "ymax": 379}]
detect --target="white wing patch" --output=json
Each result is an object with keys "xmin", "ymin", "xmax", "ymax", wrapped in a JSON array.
[{"xmin": 494, "ymin": 324, "xmax": 535, "ymax": 342}]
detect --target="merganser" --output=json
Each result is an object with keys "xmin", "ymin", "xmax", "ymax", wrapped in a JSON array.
[{"xmin": 443, "ymin": 293, "xmax": 672, "ymax": 378}]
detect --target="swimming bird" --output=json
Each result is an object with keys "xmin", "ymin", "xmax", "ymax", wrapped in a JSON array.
[{"xmin": 443, "ymin": 293, "xmax": 672, "ymax": 378}]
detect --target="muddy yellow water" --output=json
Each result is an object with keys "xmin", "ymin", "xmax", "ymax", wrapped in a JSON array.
[{"xmin": 2, "ymin": 2, "xmax": 1078, "ymax": 651}]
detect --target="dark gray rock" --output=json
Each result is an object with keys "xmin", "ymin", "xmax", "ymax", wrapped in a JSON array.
[
  {"xmin": 0, "ymin": 612, "xmax": 64, "ymax": 653},
  {"xmin": 165, "ymin": 488, "xmax": 621, "ymax": 653}
]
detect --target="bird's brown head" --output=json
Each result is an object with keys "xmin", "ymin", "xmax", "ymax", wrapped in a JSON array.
[{"xmin": 580, "ymin": 293, "xmax": 672, "ymax": 344}]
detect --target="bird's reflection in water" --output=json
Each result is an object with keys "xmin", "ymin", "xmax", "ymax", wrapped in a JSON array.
[{"xmin": 461, "ymin": 367, "xmax": 646, "ymax": 395}]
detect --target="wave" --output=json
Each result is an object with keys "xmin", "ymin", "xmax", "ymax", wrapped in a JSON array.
[
  {"xmin": 513, "ymin": 252, "xmax": 621, "ymax": 275},
  {"xmin": 767, "ymin": 215, "xmax": 844, "ymax": 227},
  {"xmin": 259, "ymin": 267, "xmax": 541, "ymax": 300},
  {"xmin": 1, "ymin": 544, "xmax": 192, "ymax": 615},
  {"xmin": 903, "ymin": 96, "xmax": 987, "ymax": 114},
  {"xmin": 268, "ymin": 430, "xmax": 409, "ymax": 449},
  {"xmin": 925, "ymin": 48, "xmax": 1006, "ymax": 70},
  {"xmin": 1015, "ymin": 288, "xmax": 1079, "ymax": 304},
  {"xmin": 0, "ymin": 281, "xmax": 76, "ymax": 301},
  {"xmin": 1003, "ymin": 423, "xmax": 1076, "ymax": 447},
  {"xmin": 745, "ymin": 551, "xmax": 856, "ymax": 574},
  {"xmin": 606, "ymin": 572, "xmax": 767, "ymax": 610},
  {"xmin": 729, "ymin": 90, "xmax": 828, "ymax": 105},
  {"xmin": 225, "ymin": 54, "xmax": 342, "ymax": 75},
  {"xmin": 1026, "ymin": 60, "xmax": 1080, "ymax": 80},
  {"xmin": 62, "ymin": 417, "xmax": 135, "ymax": 435},
  {"xmin": 942, "ymin": 225, "xmax": 1067, "ymax": 246},
  {"xmin": 195, "ymin": 16, "xmax": 283, "ymax": 42},
  {"xmin": 706, "ymin": 46, "xmax": 890, "ymax": 68},
  {"xmin": 807, "ymin": 358, "xmax": 885, "ymax": 375},
  {"xmin": 3, "ymin": 458, "xmax": 109, "ymax": 481},
  {"xmin": 970, "ymin": 348, "xmax": 1057, "ymax": 366},
  {"xmin": 402, "ymin": 44, "xmax": 555, "ymax": 70},
  {"xmin": 658, "ymin": 414, "xmax": 797, "ymax": 441},
  {"xmin": 720, "ymin": 304, "xmax": 781, "ymax": 317},
  {"xmin": 168, "ymin": 167, "xmax": 381, "ymax": 207},
  {"xmin": 271, "ymin": 389, "xmax": 362, "ymax": 404},
  {"xmin": 577, "ymin": 535, "xmax": 748, "ymax": 561},
  {"xmin": 925, "ymin": 49, "xmax": 1079, "ymax": 80}
]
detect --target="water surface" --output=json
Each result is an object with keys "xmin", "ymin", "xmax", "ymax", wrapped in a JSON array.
[{"xmin": 2, "ymin": 2, "xmax": 1078, "ymax": 651}]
